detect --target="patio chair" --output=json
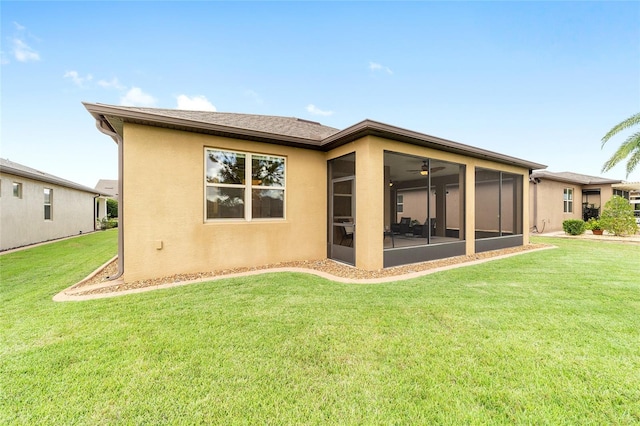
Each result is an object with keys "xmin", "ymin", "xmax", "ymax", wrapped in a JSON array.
[
  {"xmin": 412, "ymin": 218, "xmax": 437, "ymax": 238},
  {"xmin": 391, "ymin": 217, "xmax": 411, "ymax": 236},
  {"xmin": 340, "ymin": 223, "xmax": 354, "ymax": 247}
]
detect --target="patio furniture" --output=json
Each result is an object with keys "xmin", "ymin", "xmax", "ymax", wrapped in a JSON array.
[
  {"xmin": 391, "ymin": 217, "xmax": 411, "ymax": 235},
  {"xmin": 412, "ymin": 218, "xmax": 437, "ymax": 237},
  {"xmin": 340, "ymin": 223, "xmax": 354, "ymax": 247}
]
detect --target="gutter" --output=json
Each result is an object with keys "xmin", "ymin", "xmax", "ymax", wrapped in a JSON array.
[{"xmin": 94, "ymin": 117, "xmax": 124, "ymax": 280}]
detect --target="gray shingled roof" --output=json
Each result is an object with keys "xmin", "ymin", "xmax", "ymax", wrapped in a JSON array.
[
  {"xmin": 91, "ymin": 105, "xmax": 340, "ymax": 142},
  {"xmin": 84, "ymin": 102, "xmax": 547, "ymax": 170},
  {"xmin": 0, "ymin": 158, "xmax": 106, "ymax": 195},
  {"xmin": 531, "ymin": 170, "xmax": 623, "ymax": 185}
]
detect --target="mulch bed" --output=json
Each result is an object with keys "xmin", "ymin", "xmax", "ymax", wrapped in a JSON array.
[{"xmin": 72, "ymin": 243, "xmax": 551, "ymax": 296}]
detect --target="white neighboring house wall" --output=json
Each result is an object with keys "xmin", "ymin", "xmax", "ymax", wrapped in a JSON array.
[
  {"xmin": 94, "ymin": 179, "xmax": 118, "ymax": 223},
  {"xmin": 0, "ymin": 159, "xmax": 104, "ymax": 251}
]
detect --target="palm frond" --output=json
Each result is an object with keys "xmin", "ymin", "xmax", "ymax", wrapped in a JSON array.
[
  {"xmin": 625, "ymin": 146, "xmax": 640, "ymax": 178},
  {"xmin": 601, "ymin": 112, "xmax": 640, "ymax": 147},
  {"xmin": 601, "ymin": 130, "xmax": 640, "ymax": 173}
]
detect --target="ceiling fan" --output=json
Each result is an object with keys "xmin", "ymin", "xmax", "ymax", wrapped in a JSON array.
[{"xmin": 406, "ymin": 161, "xmax": 445, "ymax": 175}]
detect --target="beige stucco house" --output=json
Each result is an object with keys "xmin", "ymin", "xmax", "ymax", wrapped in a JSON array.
[
  {"xmin": 528, "ymin": 170, "xmax": 635, "ymax": 233},
  {"xmin": 0, "ymin": 158, "xmax": 109, "ymax": 251},
  {"xmin": 84, "ymin": 102, "xmax": 546, "ymax": 282}
]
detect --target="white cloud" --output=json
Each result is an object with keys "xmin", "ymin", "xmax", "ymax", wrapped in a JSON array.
[
  {"xmin": 176, "ymin": 94, "xmax": 217, "ymax": 111},
  {"xmin": 10, "ymin": 22, "xmax": 40, "ymax": 63},
  {"xmin": 98, "ymin": 77, "xmax": 125, "ymax": 90},
  {"xmin": 306, "ymin": 104, "xmax": 334, "ymax": 116},
  {"xmin": 63, "ymin": 70, "xmax": 93, "ymax": 87},
  {"xmin": 12, "ymin": 38, "xmax": 40, "ymax": 62},
  {"xmin": 369, "ymin": 61, "xmax": 393, "ymax": 75},
  {"xmin": 120, "ymin": 87, "xmax": 157, "ymax": 107}
]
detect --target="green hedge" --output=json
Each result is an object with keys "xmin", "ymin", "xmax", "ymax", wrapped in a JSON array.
[{"xmin": 562, "ymin": 219, "xmax": 586, "ymax": 235}]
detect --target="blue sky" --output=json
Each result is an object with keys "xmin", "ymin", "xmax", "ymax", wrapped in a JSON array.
[{"xmin": 2, "ymin": 1, "xmax": 639, "ymax": 187}]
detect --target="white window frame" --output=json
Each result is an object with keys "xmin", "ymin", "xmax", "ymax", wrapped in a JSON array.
[
  {"xmin": 44, "ymin": 188, "xmax": 53, "ymax": 220},
  {"xmin": 204, "ymin": 148, "xmax": 286, "ymax": 221},
  {"xmin": 563, "ymin": 188, "xmax": 573, "ymax": 213},
  {"xmin": 13, "ymin": 182, "xmax": 22, "ymax": 198},
  {"xmin": 396, "ymin": 193, "xmax": 404, "ymax": 213}
]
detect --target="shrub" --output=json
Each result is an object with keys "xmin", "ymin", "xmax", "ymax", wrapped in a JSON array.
[
  {"xmin": 562, "ymin": 219, "xmax": 586, "ymax": 235},
  {"xmin": 99, "ymin": 217, "xmax": 118, "ymax": 230},
  {"xmin": 600, "ymin": 195, "xmax": 638, "ymax": 236},
  {"xmin": 107, "ymin": 198, "xmax": 118, "ymax": 219},
  {"xmin": 585, "ymin": 217, "xmax": 602, "ymax": 231}
]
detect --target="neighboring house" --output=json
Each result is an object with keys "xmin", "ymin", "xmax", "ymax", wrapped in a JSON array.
[
  {"xmin": 95, "ymin": 179, "xmax": 118, "ymax": 201},
  {"xmin": 94, "ymin": 179, "xmax": 118, "ymax": 220},
  {"xmin": 611, "ymin": 182, "xmax": 640, "ymax": 226},
  {"xmin": 528, "ymin": 170, "xmax": 635, "ymax": 233},
  {"xmin": 0, "ymin": 158, "xmax": 109, "ymax": 251},
  {"xmin": 84, "ymin": 102, "xmax": 546, "ymax": 282}
]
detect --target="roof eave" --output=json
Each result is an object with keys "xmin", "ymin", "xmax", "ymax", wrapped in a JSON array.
[
  {"xmin": 1, "ymin": 166, "xmax": 106, "ymax": 195},
  {"xmin": 83, "ymin": 103, "xmax": 547, "ymax": 169},
  {"xmin": 83, "ymin": 102, "xmax": 325, "ymax": 150},
  {"xmin": 321, "ymin": 119, "xmax": 547, "ymax": 170},
  {"xmin": 531, "ymin": 170, "xmax": 623, "ymax": 185}
]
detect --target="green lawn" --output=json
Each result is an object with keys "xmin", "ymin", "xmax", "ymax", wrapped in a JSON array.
[{"xmin": 1, "ymin": 231, "xmax": 639, "ymax": 424}]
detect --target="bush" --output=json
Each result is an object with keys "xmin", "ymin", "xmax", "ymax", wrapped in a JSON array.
[
  {"xmin": 106, "ymin": 198, "xmax": 118, "ymax": 219},
  {"xmin": 99, "ymin": 217, "xmax": 118, "ymax": 230},
  {"xmin": 585, "ymin": 217, "xmax": 602, "ymax": 231},
  {"xmin": 562, "ymin": 219, "xmax": 586, "ymax": 235},
  {"xmin": 600, "ymin": 195, "xmax": 638, "ymax": 236}
]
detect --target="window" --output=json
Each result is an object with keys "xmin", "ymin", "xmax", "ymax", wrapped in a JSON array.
[
  {"xmin": 13, "ymin": 182, "xmax": 22, "ymax": 198},
  {"xmin": 205, "ymin": 149, "xmax": 285, "ymax": 220},
  {"xmin": 613, "ymin": 189, "xmax": 630, "ymax": 199},
  {"xmin": 44, "ymin": 188, "xmax": 52, "ymax": 220},
  {"xmin": 563, "ymin": 188, "xmax": 573, "ymax": 213},
  {"xmin": 396, "ymin": 194, "xmax": 404, "ymax": 213}
]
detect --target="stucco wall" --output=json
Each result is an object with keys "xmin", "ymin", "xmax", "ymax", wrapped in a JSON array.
[
  {"xmin": 121, "ymin": 124, "xmax": 328, "ymax": 281},
  {"xmin": 120, "ymin": 124, "xmax": 533, "ymax": 278},
  {"xmin": 530, "ymin": 181, "xmax": 624, "ymax": 233},
  {"xmin": 529, "ymin": 180, "xmax": 581, "ymax": 233},
  {"xmin": 0, "ymin": 173, "xmax": 96, "ymax": 250},
  {"xmin": 395, "ymin": 189, "xmax": 436, "ymax": 224}
]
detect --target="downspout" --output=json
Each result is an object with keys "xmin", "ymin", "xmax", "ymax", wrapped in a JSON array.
[
  {"xmin": 93, "ymin": 194, "xmax": 99, "ymax": 230},
  {"xmin": 94, "ymin": 117, "xmax": 124, "ymax": 280},
  {"xmin": 530, "ymin": 175, "xmax": 538, "ymax": 233}
]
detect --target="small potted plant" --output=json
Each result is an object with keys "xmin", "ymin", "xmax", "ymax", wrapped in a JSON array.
[{"xmin": 586, "ymin": 217, "xmax": 603, "ymax": 235}]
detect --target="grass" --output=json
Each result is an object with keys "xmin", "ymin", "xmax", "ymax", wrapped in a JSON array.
[{"xmin": 1, "ymin": 231, "xmax": 639, "ymax": 424}]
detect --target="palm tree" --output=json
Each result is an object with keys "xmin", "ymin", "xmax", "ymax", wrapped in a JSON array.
[{"xmin": 601, "ymin": 112, "xmax": 640, "ymax": 178}]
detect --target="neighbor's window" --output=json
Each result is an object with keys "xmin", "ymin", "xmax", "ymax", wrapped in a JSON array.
[
  {"xmin": 563, "ymin": 188, "xmax": 573, "ymax": 213},
  {"xmin": 396, "ymin": 194, "xmax": 404, "ymax": 213},
  {"xmin": 44, "ymin": 188, "xmax": 52, "ymax": 220},
  {"xmin": 13, "ymin": 182, "xmax": 22, "ymax": 198},
  {"xmin": 205, "ymin": 149, "xmax": 285, "ymax": 220},
  {"xmin": 613, "ymin": 189, "xmax": 629, "ymax": 199}
]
